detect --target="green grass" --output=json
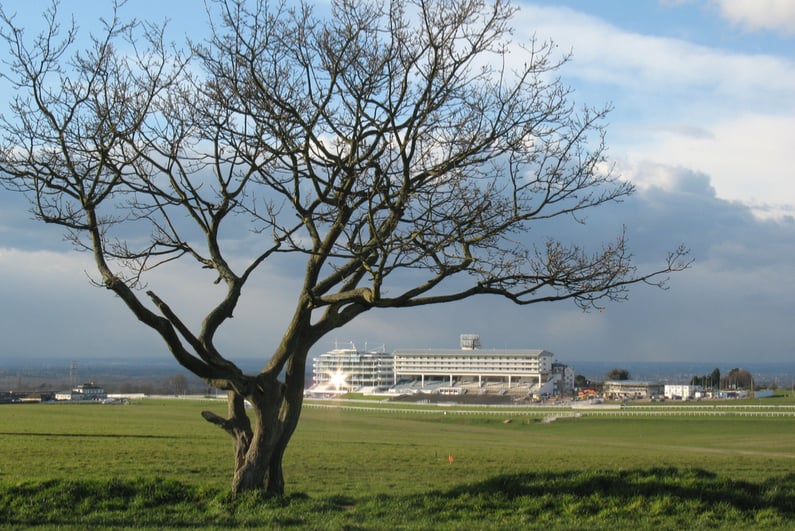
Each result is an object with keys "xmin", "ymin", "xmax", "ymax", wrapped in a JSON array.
[{"xmin": 1, "ymin": 400, "xmax": 793, "ymax": 529}]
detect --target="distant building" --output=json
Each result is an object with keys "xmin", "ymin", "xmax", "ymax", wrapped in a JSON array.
[
  {"xmin": 552, "ymin": 363, "xmax": 575, "ymax": 396},
  {"xmin": 664, "ymin": 384, "xmax": 702, "ymax": 400},
  {"xmin": 393, "ymin": 345, "xmax": 556, "ymax": 392},
  {"xmin": 603, "ymin": 380, "xmax": 663, "ymax": 400},
  {"xmin": 308, "ymin": 334, "xmax": 575, "ymax": 396},
  {"xmin": 310, "ymin": 345, "xmax": 394, "ymax": 395},
  {"xmin": 55, "ymin": 382, "xmax": 106, "ymax": 401}
]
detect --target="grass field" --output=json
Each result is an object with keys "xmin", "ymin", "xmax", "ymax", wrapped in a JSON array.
[{"xmin": 1, "ymin": 399, "xmax": 793, "ymax": 529}]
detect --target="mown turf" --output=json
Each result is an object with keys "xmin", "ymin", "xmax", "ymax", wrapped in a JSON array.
[
  {"xmin": 1, "ymin": 400, "xmax": 793, "ymax": 529},
  {"xmin": 1, "ymin": 469, "xmax": 793, "ymax": 529}
]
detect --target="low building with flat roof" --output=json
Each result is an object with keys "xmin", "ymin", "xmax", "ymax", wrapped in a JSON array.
[
  {"xmin": 55, "ymin": 382, "xmax": 106, "ymax": 401},
  {"xmin": 664, "ymin": 384, "xmax": 703, "ymax": 400},
  {"xmin": 393, "ymin": 347, "xmax": 554, "ymax": 388},
  {"xmin": 603, "ymin": 380, "xmax": 663, "ymax": 399}
]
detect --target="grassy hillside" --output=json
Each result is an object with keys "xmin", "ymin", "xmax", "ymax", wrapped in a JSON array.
[{"xmin": 1, "ymin": 399, "xmax": 793, "ymax": 529}]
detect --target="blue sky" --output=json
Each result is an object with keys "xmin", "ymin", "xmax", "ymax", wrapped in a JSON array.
[{"xmin": 0, "ymin": 0, "xmax": 794, "ymax": 371}]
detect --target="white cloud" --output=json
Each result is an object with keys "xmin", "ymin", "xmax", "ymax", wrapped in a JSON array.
[
  {"xmin": 518, "ymin": 5, "xmax": 795, "ymax": 95},
  {"xmin": 0, "ymin": 248, "xmax": 151, "ymax": 358},
  {"xmin": 713, "ymin": 0, "xmax": 795, "ymax": 35},
  {"xmin": 626, "ymin": 113, "xmax": 795, "ymax": 219},
  {"xmin": 0, "ymin": 246, "xmax": 297, "ymax": 361},
  {"xmin": 0, "ymin": 247, "xmax": 91, "ymax": 281},
  {"xmin": 622, "ymin": 161, "xmax": 716, "ymax": 198},
  {"xmin": 515, "ymin": 3, "xmax": 795, "ymax": 219}
]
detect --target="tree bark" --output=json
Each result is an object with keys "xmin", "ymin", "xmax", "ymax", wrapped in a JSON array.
[
  {"xmin": 263, "ymin": 354, "xmax": 307, "ymax": 497},
  {"xmin": 203, "ymin": 375, "xmax": 294, "ymax": 496}
]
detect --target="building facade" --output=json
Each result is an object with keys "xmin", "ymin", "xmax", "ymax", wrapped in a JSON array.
[
  {"xmin": 310, "ymin": 345, "xmax": 394, "ymax": 394},
  {"xmin": 55, "ymin": 382, "xmax": 106, "ymax": 401},
  {"xmin": 392, "ymin": 348, "xmax": 555, "ymax": 389},
  {"xmin": 664, "ymin": 384, "xmax": 703, "ymax": 400},
  {"xmin": 551, "ymin": 363, "xmax": 575, "ymax": 396},
  {"xmin": 603, "ymin": 380, "xmax": 664, "ymax": 399},
  {"xmin": 309, "ymin": 335, "xmax": 574, "ymax": 396}
]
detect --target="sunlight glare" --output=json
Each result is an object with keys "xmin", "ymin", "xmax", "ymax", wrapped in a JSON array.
[{"xmin": 329, "ymin": 370, "xmax": 348, "ymax": 391}]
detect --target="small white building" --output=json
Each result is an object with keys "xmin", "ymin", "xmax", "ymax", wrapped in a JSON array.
[
  {"xmin": 55, "ymin": 382, "xmax": 106, "ymax": 401},
  {"xmin": 604, "ymin": 380, "xmax": 664, "ymax": 399},
  {"xmin": 664, "ymin": 384, "xmax": 702, "ymax": 400}
]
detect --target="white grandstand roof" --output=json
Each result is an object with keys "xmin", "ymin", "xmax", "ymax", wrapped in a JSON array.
[{"xmin": 392, "ymin": 349, "xmax": 553, "ymax": 357}]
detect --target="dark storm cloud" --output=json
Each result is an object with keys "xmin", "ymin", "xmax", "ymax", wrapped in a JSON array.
[
  {"xmin": 1, "ymin": 156, "xmax": 793, "ymax": 368},
  {"xmin": 328, "ymin": 163, "xmax": 795, "ymax": 365}
]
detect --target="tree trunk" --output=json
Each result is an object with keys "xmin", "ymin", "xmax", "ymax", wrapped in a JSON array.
[
  {"xmin": 201, "ymin": 350, "xmax": 307, "ymax": 496},
  {"xmin": 230, "ymin": 377, "xmax": 283, "ymax": 495},
  {"xmin": 262, "ymin": 348, "xmax": 306, "ymax": 496},
  {"xmin": 261, "ymin": 392, "xmax": 304, "ymax": 497}
]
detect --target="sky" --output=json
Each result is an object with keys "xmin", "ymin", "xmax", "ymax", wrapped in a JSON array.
[{"xmin": 0, "ymin": 0, "xmax": 793, "ymax": 373}]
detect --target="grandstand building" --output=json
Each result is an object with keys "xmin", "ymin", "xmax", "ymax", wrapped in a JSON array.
[
  {"xmin": 308, "ymin": 335, "xmax": 574, "ymax": 397},
  {"xmin": 310, "ymin": 343, "xmax": 394, "ymax": 395}
]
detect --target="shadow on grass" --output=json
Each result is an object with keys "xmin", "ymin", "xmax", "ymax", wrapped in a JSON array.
[
  {"xmin": 349, "ymin": 467, "xmax": 795, "ymax": 529},
  {"xmin": 1, "ymin": 468, "xmax": 793, "ymax": 529},
  {"xmin": 0, "ymin": 431, "xmax": 181, "ymax": 439},
  {"xmin": 444, "ymin": 467, "xmax": 795, "ymax": 514}
]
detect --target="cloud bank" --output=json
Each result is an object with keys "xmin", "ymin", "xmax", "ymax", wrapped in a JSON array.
[
  {"xmin": 516, "ymin": 3, "xmax": 795, "ymax": 220},
  {"xmin": 1, "ymin": 0, "xmax": 793, "ymax": 372}
]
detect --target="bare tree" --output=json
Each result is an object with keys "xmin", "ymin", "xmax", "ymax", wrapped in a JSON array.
[
  {"xmin": 722, "ymin": 368, "xmax": 752, "ymax": 390},
  {"xmin": 0, "ymin": 0, "xmax": 689, "ymax": 496},
  {"xmin": 605, "ymin": 368, "xmax": 630, "ymax": 381},
  {"xmin": 170, "ymin": 373, "xmax": 188, "ymax": 395}
]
